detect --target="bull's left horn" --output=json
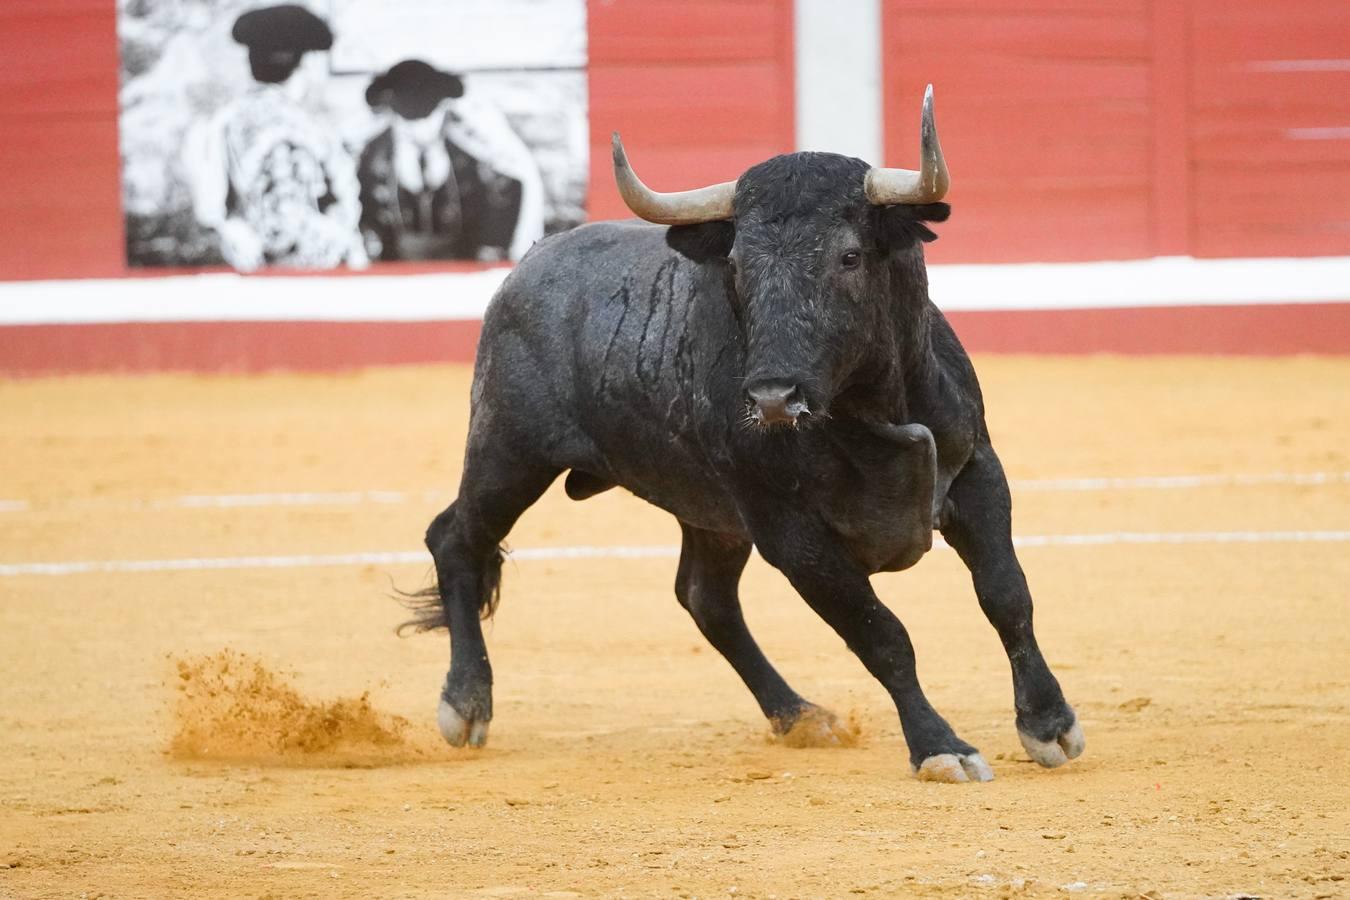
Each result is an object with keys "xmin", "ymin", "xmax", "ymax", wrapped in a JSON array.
[
  {"xmin": 863, "ymin": 84, "xmax": 950, "ymax": 206},
  {"xmin": 612, "ymin": 132, "xmax": 736, "ymax": 224}
]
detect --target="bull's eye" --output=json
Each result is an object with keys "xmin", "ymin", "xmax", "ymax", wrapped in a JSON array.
[{"xmin": 840, "ymin": 250, "xmax": 862, "ymax": 269}]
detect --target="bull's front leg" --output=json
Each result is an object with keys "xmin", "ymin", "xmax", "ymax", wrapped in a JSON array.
[
  {"xmin": 754, "ymin": 523, "xmax": 993, "ymax": 783},
  {"xmin": 940, "ymin": 443, "xmax": 1085, "ymax": 768}
]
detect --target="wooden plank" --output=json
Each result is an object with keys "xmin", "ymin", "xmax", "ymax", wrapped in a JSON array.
[
  {"xmin": 882, "ymin": 1, "xmax": 1153, "ymax": 262},
  {"xmin": 0, "ymin": 320, "xmax": 485, "ymax": 375},
  {"xmin": 893, "ymin": 13, "xmax": 1148, "ymax": 58},
  {"xmin": 930, "ymin": 192, "xmax": 1153, "ymax": 263},
  {"xmin": 890, "ymin": 57, "xmax": 1150, "ymax": 103},
  {"xmin": 1149, "ymin": 0, "xmax": 1191, "ymax": 255},
  {"xmin": 1192, "ymin": 169, "xmax": 1350, "ymax": 220},
  {"xmin": 0, "ymin": 118, "xmax": 123, "ymax": 280},
  {"xmin": 943, "ymin": 303, "xmax": 1350, "ymax": 355},
  {"xmin": 588, "ymin": 63, "xmax": 790, "ymax": 147},
  {"xmin": 1191, "ymin": 229, "xmax": 1350, "ymax": 260},
  {"xmin": 0, "ymin": 6, "xmax": 118, "ymax": 116},
  {"xmin": 588, "ymin": 0, "xmax": 785, "ymax": 63},
  {"xmin": 586, "ymin": 0, "xmax": 795, "ymax": 220},
  {"xmin": 1187, "ymin": 0, "xmax": 1350, "ymax": 257},
  {"xmin": 0, "ymin": 119, "xmax": 120, "ymax": 203},
  {"xmin": 1191, "ymin": 2, "xmax": 1348, "ymax": 59},
  {"xmin": 0, "ymin": 0, "xmax": 123, "ymax": 278},
  {"xmin": 887, "ymin": 0, "xmax": 1145, "ymax": 12},
  {"xmin": 1192, "ymin": 127, "xmax": 1350, "ymax": 166},
  {"xmin": 1192, "ymin": 68, "xmax": 1350, "ymax": 107},
  {"xmin": 901, "ymin": 119, "xmax": 1151, "ymax": 180}
]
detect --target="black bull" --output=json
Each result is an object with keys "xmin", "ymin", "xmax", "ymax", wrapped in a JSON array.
[{"xmin": 405, "ymin": 115, "xmax": 1084, "ymax": 784}]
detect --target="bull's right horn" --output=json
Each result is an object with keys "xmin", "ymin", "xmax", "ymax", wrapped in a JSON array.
[
  {"xmin": 864, "ymin": 84, "xmax": 950, "ymax": 206},
  {"xmin": 612, "ymin": 133, "xmax": 736, "ymax": 225}
]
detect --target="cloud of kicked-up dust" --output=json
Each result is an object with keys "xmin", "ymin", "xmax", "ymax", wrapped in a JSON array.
[{"xmin": 168, "ymin": 650, "xmax": 434, "ymax": 767}]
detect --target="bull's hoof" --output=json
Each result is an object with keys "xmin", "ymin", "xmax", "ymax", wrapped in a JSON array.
[
  {"xmin": 1017, "ymin": 712, "xmax": 1085, "ymax": 768},
  {"xmin": 438, "ymin": 697, "xmax": 490, "ymax": 748},
  {"xmin": 774, "ymin": 705, "xmax": 858, "ymax": 748},
  {"xmin": 914, "ymin": 752, "xmax": 994, "ymax": 783}
]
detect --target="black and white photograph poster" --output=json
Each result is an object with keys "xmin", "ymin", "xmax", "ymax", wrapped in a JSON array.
[{"xmin": 118, "ymin": 0, "xmax": 589, "ymax": 270}]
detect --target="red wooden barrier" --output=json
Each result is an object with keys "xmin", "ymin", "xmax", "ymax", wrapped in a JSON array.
[
  {"xmin": 1189, "ymin": 0, "xmax": 1350, "ymax": 257},
  {"xmin": 0, "ymin": 0, "xmax": 123, "ymax": 280},
  {"xmin": 881, "ymin": 0, "xmax": 1155, "ymax": 263},
  {"xmin": 881, "ymin": 0, "xmax": 1350, "ymax": 263},
  {"xmin": 586, "ymin": 0, "xmax": 795, "ymax": 221}
]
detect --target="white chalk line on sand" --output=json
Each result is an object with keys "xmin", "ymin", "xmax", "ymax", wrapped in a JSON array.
[
  {"xmin": 1010, "ymin": 471, "xmax": 1350, "ymax": 491},
  {"xmin": 2, "ymin": 470, "xmax": 1346, "ymax": 516},
  {"xmin": 3, "ymin": 531, "xmax": 1349, "ymax": 578}
]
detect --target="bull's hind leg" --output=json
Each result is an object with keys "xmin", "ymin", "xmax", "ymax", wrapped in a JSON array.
[
  {"xmin": 940, "ymin": 444, "xmax": 1084, "ymax": 768},
  {"xmin": 419, "ymin": 449, "xmax": 559, "ymax": 748},
  {"xmin": 675, "ymin": 525, "xmax": 853, "ymax": 746}
]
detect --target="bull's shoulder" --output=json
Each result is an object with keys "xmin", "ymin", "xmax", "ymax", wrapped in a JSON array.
[
  {"xmin": 496, "ymin": 219, "xmax": 726, "ymax": 323},
  {"xmin": 483, "ymin": 221, "xmax": 665, "ymax": 323}
]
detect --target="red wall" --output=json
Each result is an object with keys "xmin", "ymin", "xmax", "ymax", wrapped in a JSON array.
[
  {"xmin": 586, "ymin": 1, "xmax": 795, "ymax": 222},
  {"xmin": 1189, "ymin": 0, "xmax": 1350, "ymax": 257},
  {"xmin": 1, "ymin": 1, "xmax": 1347, "ymax": 282},
  {"xmin": 883, "ymin": 0, "xmax": 1155, "ymax": 263},
  {"xmin": 0, "ymin": 0, "xmax": 124, "ymax": 281},
  {"xmin": 882, "ymin": 0, "xmax": 1350, "ymax": 263}
]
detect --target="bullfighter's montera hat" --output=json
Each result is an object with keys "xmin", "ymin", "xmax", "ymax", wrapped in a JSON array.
[
  {"xmin": 366, "ymin": 60, "xmax": 466, "ymax": 120},
  {"xmin": 232, "ymin": 4, "xmax": 333, "ymax": 75}
]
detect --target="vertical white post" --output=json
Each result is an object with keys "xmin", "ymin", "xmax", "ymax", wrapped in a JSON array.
[{"xmin": 793, "ymin": 0, "xmax": 884, "ymax": 163}]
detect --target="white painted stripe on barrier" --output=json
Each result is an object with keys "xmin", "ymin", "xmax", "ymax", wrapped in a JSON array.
[
  {"xmin": 0, "ymin": 269, "xmax": 511, "ymax": 325},
  {"xmin": 1, "ymin": 255, "xmax": 1346, "ymax": 325},
  {"xmin": 928, "ymin": 255, "xmax": 1350, "ymax": 311},
  {"xmin": 0, "ymin": 470, "xmax": 1346, "ymax": 515},
  {"xmin": 1249, "ymin": 59, "xmax": 1350, "ymax": 72},
  {"xmin": 1288, "ymin": 127, "xmax": 1350, "ymax": 141},
  {"xmin": 3, "ymin": 531, "xmax": 1348, "ymax": 577}
]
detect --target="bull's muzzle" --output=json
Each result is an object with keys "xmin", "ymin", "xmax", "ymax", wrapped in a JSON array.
[{"xmin": 745, "ymin": 380, "xmax": 809, "ymax": 427}]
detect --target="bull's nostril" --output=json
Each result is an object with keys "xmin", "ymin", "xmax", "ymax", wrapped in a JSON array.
[{"xmin": 746, "ymin": 381, "xmax": 803, "ymax": 425}]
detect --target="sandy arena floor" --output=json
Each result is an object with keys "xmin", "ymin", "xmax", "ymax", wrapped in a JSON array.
[{"xmin": 1, "ymin": 356, "xmax": 1348, "ymax": 898}]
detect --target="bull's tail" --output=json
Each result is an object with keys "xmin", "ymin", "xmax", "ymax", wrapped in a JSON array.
[{"xmin": 395, "ymin": 545, "xmax": 505, "ymax": 635}]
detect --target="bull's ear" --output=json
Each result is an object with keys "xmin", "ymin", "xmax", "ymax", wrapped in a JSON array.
[
  {"xmin": 665, "ymin": 221, "xmax": 735, "ymax": 262},
  {"xmin": 880, "ymin": 202, "xmax": 950, "ymax": 247}
]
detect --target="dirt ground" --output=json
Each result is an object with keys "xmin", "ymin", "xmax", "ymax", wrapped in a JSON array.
[{"xmin": 2, "ymin": 356, "xmax": 1348, "ymax": 899}]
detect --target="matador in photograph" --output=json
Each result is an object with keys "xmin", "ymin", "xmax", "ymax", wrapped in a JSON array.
[
  {"xmin": 184, "ymin": 4, "xmax": 365, "ymax": 271},
  {"xmin": 357, "ymin": 59, "xmax": 545, "ymax": 263}
]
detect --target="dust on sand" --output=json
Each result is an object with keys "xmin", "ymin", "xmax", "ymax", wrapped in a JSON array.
[
  {"xmin": 776, "ymin": 706, "xmax": 862, "ymax": 749},
  {"xmin": 169, "ymin": 650, "xmax": 431, "ymax": 767}
]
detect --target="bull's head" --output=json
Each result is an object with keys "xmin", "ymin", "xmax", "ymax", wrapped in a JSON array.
[{"xmin": 613, "ymin": 86, "xmax": 950, "ymax": 428}]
